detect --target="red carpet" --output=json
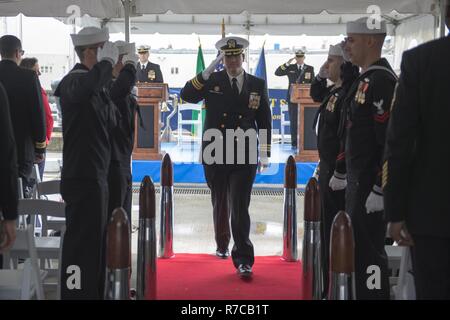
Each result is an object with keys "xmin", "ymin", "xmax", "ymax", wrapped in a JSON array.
[{"xmin": 156, "ymin": 254, "xmax": 302, "ymax": 300}]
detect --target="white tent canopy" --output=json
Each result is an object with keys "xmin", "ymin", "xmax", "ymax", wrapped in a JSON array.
[
  {"xmin": 0, "ymin": 0, "xmax": 443, "ymax": 36},
  {"xmin": 106, "ymin": 12, "xmax": 416, "ymax": 36},
  {"xmin": 0, "ymin": 0, "xmax": 445, "ymax": 67},
  {"xmin": 0, "ymin": 0, "xmax": 439, "ymax": 17}
]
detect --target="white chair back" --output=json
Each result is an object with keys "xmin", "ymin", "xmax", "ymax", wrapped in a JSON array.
[
  {"xmin": 177, "ymin": 102, "xmax": 203, "ymax": 145},
  {"xmin": 0, "ymin": 226, "xmax": 45, "ymax": 300}
]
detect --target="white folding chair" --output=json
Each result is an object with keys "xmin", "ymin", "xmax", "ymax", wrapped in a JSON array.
[
  {"xmin": 0, "ymin": 226, "xmax": 46, "ymax": 300},
  {"xmin": 392, "ymin": 246, "xmax": 416, "ymax": 300},
  {"xmin": 36, "ymin": 180, "xmax": 65, "ymax": 236},
  {"xmin": 280, "ymin": 104, "xmax": 290, "ymax": 145},
  {"xmin": 177, "ymin": 103, "xmax": 203, "ymax": 145},
  {"xmin": 14, "ymin": 199, "xmax": 66, "ymax": 299}
]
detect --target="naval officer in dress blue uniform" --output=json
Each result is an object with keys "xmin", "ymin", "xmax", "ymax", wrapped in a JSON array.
[
  {"xmin": 180, "ymin": 36, "xmax": 272, "ymax": 279},
  {"xmin": 136, "ymin": 45, "xmax": 164, "ymax": 83}
]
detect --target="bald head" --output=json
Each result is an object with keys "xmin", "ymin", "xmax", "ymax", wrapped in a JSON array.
[{"xmin": 345, "ymin": 32, "xmax": 386, "ymax": 69}]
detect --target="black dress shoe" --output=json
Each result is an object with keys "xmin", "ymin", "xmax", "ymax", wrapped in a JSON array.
[
  {"xmin": 237, "ymin": 264, "xmax": 253, "ymax": 278},
  {"xmin": 215, "ymin": 249, "xmax": 230, "ymax": 259}
]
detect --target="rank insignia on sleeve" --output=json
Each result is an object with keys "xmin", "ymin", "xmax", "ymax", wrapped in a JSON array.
[{"xmin": 248, "ymin": 92, "xmax": 261, "ymax": 109}]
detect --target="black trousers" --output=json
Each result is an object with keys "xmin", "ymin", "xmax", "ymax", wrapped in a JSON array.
[
  {"xmin": 288, "ymin": 102, "xmax": 298, "ymax": 147},
  {"xmin": 204, "ymin": 164, "xmax": 257, "ymax": 268},
  {"xmin": 60, "ymin": 179, "xmax": 108, "ymax": 300},
  {"xmin": 411, "ymin": 234, "xmax": 450, "ymax": 299},
  {"xmin": 345, "ymin": 175, "xmax": 390, "ymax": 300},
  {"xmin": 318, "ymin": 161, "xmax": 345, "ymax": 297},
  {"xmin": 107, "ymin": 162, "xmax": 132, "ymax": 225}
]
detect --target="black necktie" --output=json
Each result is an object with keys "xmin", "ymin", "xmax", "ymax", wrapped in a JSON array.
[
  {"xmin": 141, "ymin": 64, "xmax": 145, "ymax": 71},
  {"xmin": 232, "ymin": 78, "xmax": 239, "ymax": 97}
]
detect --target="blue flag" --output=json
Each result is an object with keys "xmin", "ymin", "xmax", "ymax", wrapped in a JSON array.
[
  {"xmin": 254, "ymin": 45, "xmax": 267, "ymax": 82},
  {"xmin": 215, "ymin": 51, "xmax": 224, "ymax": 72}
]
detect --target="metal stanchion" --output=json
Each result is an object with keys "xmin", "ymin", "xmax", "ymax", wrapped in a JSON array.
[
  {"xmin": 301, "ymin": 177, "xmax": 323, "ymax": 300},
  {"xmin": 159, "ymin": 153, "xmax": 174, "ymax": 258},
  {"xmin": 137, "ymin": 176, "xmax": 157, "ymax": 300},
  {"xmin": 282, "ymin": 155, "xmax": 298, "ymax": 262},
  {"xmin": 105, "ymin": 208, "xmax": 130, "ymax": 300},
  {"xmin": 328, "ymin": 211, "xmax": 355, "ymax": 300}
]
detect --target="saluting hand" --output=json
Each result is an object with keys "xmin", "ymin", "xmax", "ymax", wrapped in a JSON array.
[
  {"xmin": 286, "ymin": 57, "xmax": 296, "ymax": 65},
  {"xmin": 202, "ymin": 52, "xmax": 225, "ymax": 81},
  {"xmin": 318, "ymin": 63, "xmax": 329, "ymax": 79},
  {"xmin": 97, "ymin": 41, "xmax": 120, "ymax": 66}
]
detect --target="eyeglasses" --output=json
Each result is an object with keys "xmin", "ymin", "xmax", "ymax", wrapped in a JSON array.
[{"xmin": 19, "ymin": 49, "xmax": 25, "ymax": 56}]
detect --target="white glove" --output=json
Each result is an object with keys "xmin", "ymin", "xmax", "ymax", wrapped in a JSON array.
[
  {"xmin": 202, "ymin": 52, "xmax": 225, "ymax": 80},
  {"xmin": 365, "ymin": 185, "xmax": 384, "ymax": 213},
  {"xmin": 329, "ymin": 171, "xmax": 347, "ymax": 191},
  {"xmin": 312, "ymin": 164, "xmax": 320, "ymax": 180},
  {"xmin": 286, "ymin": 57, "xmax": 296, "ymax": 66},
  {"xmin": 339, "ymin": 40, "xmax": 351, "ymax": 62},
  {"xmin": 122, "ymin": 52, "xmax": 139, "ymax": 66},
  {"xmin": 97, "ymin": 41, "xmax": 119, "ymax": 66},
  {"xmin": 317, "ymin": 63, "xmax": 328, "ymax": 79},
  {"xmin": 258, "ymin": 157, "xmax": 270, "ymax": 173}
]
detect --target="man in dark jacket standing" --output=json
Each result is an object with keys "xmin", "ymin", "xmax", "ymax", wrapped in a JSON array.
[
  {"xmin": 136, "ymin": 45, "xmax": 164, "ymax": 83},
  {"xmin": 180, "ymin": 36, "xmax": 272, "ymax": 279},
  {"xmin": 55, "ymin": 27, "xmax": 120, "ymax": 299},
  {"xmin": 107, "ymin": 41, "xmax": 139, "ymax": 224},
  {"xmin": 275, "ymin": 49, "xmax": 314, "ymax": 148},
  {"xmin": 0, "ymin": 82, "xmax": 18, "ymax": 254},
  {"xmin": 310, "ymin": 43, "xmax": 359, "ymax": 297},
  {"xmin": 384, "ymin": 3, "xmax": 450, "ymax": 299},
  {"xmin": 343, "ymin": 17, "xmax": 398, "ymax": 299},
  {"xmin": 0, "ymin": 35, "xmax": 46, "ymax": 196}
]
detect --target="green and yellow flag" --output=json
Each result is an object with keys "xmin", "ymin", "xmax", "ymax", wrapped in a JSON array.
[{"xmin": 192, "ymin": 38, "xmax": 206, "ymax": 135}]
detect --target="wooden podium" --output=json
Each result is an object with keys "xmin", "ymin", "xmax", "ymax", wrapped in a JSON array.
[
  {"xmin": 132, "ymin": 83, "xmax": 168, "ymax": 160},
  {"xmin": 290, "ymin": 84, "xmax": 320, "ymax": 162}
]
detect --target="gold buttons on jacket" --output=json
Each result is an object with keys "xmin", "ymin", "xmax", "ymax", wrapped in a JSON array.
[
  {"xmin": 223, "ymin": 113, "xmax": 227, "ymax": 117},
  {"xmin": 238, "ymin": 115, "xmax": 242, "ymax": 119},
  {"xmin": 220, "ymin": 124, "xmax": 225, "ymax": 128}
]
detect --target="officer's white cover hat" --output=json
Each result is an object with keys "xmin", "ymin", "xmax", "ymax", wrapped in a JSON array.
[
  {"xmin": 71, "ymin": 27, "xmax": 109, "ymax": 47},
  {"xmin": 137, "ymin": 45, "xmax": 150, "ymax": 53},
  {"xmin": 215, "ymin": 36, "xmax": 249, "ymax": 56}
]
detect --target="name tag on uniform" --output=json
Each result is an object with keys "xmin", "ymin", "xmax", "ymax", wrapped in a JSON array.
[
  {"xmin": 148, "ymin": 70, "xmax": 156, "ymax": 80},
  {"xmin": 305, "ymin": 72, "xmax": 311, "ymax": 80},
  {"xmin": 248, "ymin": 92, "xmax": 261, "ymax": 109}
]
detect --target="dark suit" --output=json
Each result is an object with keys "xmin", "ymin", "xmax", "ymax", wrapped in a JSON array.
[
  {"xmin": 275, "ymin": 63, "xmax": 314, "ymax": 146},
  {"xmin": 310, "ymin": 77, "xmax": 347, "ymax": 296},
  {"xmin": 55, "ymin": 61, "xmax": 117, "ymax": 299},
  {"xmin": 0, "ymin": 82, "xmax": 18, "ymax": 221},
  {"xmin": 0, "ymin": 60, "xmax": 46, "ymax": 191},
  {"xmin": 344, "ymin": 58, "xmax": 397, "ymax": 300},
  {"xmin": 180, "ymin": 70, "xmax": 272, "ymax": 268},
  {"xmin": 384, "ymin": 36, "xmax": 450, "ymax": 299},
  {"xmin": 107, "ymin": 63, "xmax": 138, "ymax": 225},
  {"xmin": 136, "ymin": 61, "xmax": 164, "ymax": 83}
]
